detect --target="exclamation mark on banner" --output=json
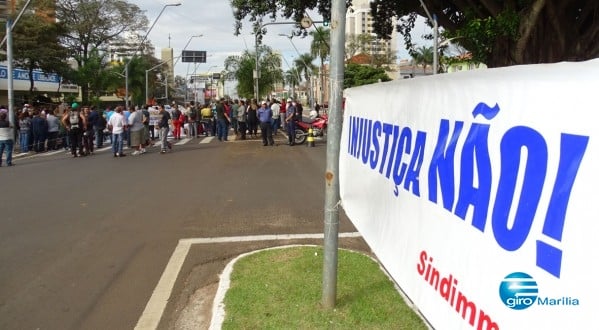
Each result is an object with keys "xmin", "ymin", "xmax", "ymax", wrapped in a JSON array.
[{"xmin": 537, "ymin": 133, "xmax": 588, "ymax": 278}]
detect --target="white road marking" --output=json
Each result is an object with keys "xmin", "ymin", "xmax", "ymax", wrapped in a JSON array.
[
  {"xmin": 134, "ymin": 232, "xmax": 361, "ymax": 330},
  {"xmin": 200, "ymin": 136, "xmax": 215, "ymax": 144},
  {"xmin": 41, "ymin": 150, "xmax": 63, "ymax": 157},
  {"xmin": 175, "ymin": 138, "xmax": 191, "ymax": 145}
]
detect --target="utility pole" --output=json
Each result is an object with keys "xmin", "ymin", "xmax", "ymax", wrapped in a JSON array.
[
  {"xmin": 322, "ymin": 0, "xmax": 345, "ymax": 308},
  {"xmin": 124, "ymin": 3, "xmax": 181, "ymax": 110}
]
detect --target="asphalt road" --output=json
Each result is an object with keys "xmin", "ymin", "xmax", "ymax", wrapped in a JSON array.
[{"xmin": 0, "ymin": 132, "xmax": 368, "ymax": 329}]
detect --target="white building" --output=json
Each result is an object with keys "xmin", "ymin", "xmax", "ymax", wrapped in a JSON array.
[{"xmin": 345, "ymin": 0, "xmax": 399, "ymax": 58}]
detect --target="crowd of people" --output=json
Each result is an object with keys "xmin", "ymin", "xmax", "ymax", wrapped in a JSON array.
[{"xmin": 0, "ymin": 96, "xmax": 314, "ymax": 166}]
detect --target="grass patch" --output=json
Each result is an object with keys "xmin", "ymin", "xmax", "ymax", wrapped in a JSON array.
[{"xmin": 222, "ymin": 246, "xmax": 427, "ymax": 329}]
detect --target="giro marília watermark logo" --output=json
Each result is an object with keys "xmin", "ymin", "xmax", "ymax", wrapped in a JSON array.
[{"xmin": 499, "ymin": 272, "xmax": 539, "ymax": 310}]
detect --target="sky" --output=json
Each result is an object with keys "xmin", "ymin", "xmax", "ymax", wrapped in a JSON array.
[
  {"xmin": 126, "ymin": 1, "xmax": 434, "ymax": 81},
  {"xmin": 127, "ymin": 0, "xmax": 328, "ymax": 79}
]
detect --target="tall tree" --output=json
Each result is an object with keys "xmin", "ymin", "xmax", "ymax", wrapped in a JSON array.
[
  {"xmin": 56, "ymin": 0, "xmax": 148, "ymax": 103},
  {"xmin": 224, "ymin": 45, "xmax": 283, "ymax": 99},
  {"xmin": 344, "ymin": 63, "xmax": 391, "ymax": 88},
  {"xmin": 411, "ymin": 46, "xmax": 433, "ymax": 73},
  {"xmin": 294, "ymin": 53, "xmax": 316, "ymax": 107},
  {"xmin": 5, "ymin": 0, "xmax": 70, "ymax": 97},
  {"xmin": 231, "ymin": 0, "xmax": 599, "ymax": 67},
  {"xmin": 369, "ymin": 0, "xmax": 599, "ymax": 67},
  {"xmin": 285, "ymin": 67, "xmax": 301, "ymax": 98},
  {"xmin": 310, "ymin": 27, "xmax": 330, "ymax": 104}
]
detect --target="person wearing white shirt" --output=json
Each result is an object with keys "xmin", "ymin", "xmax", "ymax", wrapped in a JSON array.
[
  {"xmin": 270, "ymin": 100, "xmax": 281, "ymax": 135},
  {"xmin": 128, "ymin": 107, "xmax": 146, "ymax": 155},
  {"xmin": 107, "ymin": 106, "xmax": 128, "ymax": 157}
]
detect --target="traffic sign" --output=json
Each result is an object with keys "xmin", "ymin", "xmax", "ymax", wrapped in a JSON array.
[
  {"xmin": 182, "ymin": 50, "xmax": 207, "ymax": 63},
  {"xmin": 300, "ymin": 17, "xmax": 313, "ymax": 28}
]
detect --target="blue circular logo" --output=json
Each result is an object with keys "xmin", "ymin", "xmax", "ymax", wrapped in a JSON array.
[{"xmin": 499, "ymin": 272, "xmax": 539, "ymax": 310}]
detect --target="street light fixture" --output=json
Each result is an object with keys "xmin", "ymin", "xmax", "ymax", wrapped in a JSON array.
[
  {"xmin": 417, "ymin": 0, "xmax": 438, "ymax": 74},
  {"xmin": 173, "ymin": 34, "xmax": 203, "ymax": 67},
  {"xmin": 279, "ymin": 33, "xmax": 314, "ymax": 110},
  {"xmin": 124, "ymin": 2, "xmax": 181, "ymax": 110},
  {"xmin": 145, "ymin": 55, "xmax": 182, "ymax": 104}
]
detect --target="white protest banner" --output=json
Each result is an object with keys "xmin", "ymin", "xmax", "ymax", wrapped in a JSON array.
[{"xmin": 339, "ymin": 60, "xmax": 598, "ymax": 330}]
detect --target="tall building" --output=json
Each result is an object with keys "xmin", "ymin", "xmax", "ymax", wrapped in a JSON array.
[
  {"xmin": 345, "ymin": 0, "xmax": 398, "ymax": 59},
  {"xmin": 161, "ymin": 47, "xmax": 174, "ymax": 88}
]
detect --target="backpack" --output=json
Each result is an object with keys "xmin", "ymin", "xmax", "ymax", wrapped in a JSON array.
[{"xmin": 69, "ymin": 111, "xmax": 80, "ymax": 128}]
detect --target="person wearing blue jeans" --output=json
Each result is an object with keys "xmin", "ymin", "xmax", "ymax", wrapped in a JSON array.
[
  {"xmin": 285, "ymin": 99, "xmax": 297, "ymax": 146},
  {"xmin": 111, "ymin": 131, "xmax": 124, "ymax": 157},
  {"xmin": 106, "ymin": 106, "xmax": 127, "ymax": 157},
  {"xmin": 0, "ymin": 112, "xmax": 14, "ymax": 166},
  {"xmin": 215, "ymin": 98, "xmax": 230, "ymax": 141}
]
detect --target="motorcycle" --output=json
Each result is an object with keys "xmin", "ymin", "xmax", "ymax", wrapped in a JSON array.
[{"xmin": 294, "ymin": 114, "xmax": 328, "ymax": 144}]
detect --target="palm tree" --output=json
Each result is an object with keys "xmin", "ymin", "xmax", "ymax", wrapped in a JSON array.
[
  {"xmin": 285, "ymin": 67, "xmax": 301, "ymax": 98},
  {"xmin": 411, "ymin": 46, "xmax": 434, "ymax": 74},
  {"xmin": 310, "ymin": 27, "xmax": 330, "ymax": 104},
  {"xmin": 294, "ymin": 53, "xmax": 317, "ymax": 108},
  {"xmin": 224, "ymin": 45, "xmax": 283, "ymax": 99}
]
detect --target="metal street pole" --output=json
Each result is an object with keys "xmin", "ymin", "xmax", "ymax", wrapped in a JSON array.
[
  {"xmin": 322, "ymin": 0, "xmax": 345, "ymax": 309},
  {"xmin": 254, "ymin": 32, "xmax": 260, "ymax": 101},
  {"xmin": 6, "ymin": 18, "xmax": 14, "ymax": 127},
  {"xmin": 5, "ymin": 0, "xmax": 34, "ymax": 127},
  {"xmin": 418, "ymin": 0, "xmax": 438, "ymax": 74},
  {"xmin": 125, "ymin": 2, "xmax": 181, "ymax": 110},
  {"xmin": 173, "ymin": 34, "xmax": 203, "ymax": 67},
  {"xmin": 145, "ymin": 56, "xmax": 181, "ymax": 104},
  {"xmin": 253, "ymin": 22, "xmax": 299, "ymax": 102}
]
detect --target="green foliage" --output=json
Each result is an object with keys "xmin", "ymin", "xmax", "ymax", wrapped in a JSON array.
[
  {"xmin": 3, "ymin": 0, "xmax": 70, "ymax": 96},
  {"xmin": 223, "ymin": 246, "xmax": 427, "ymax": 329},
  {"xmin": 445, "ymin": 9, "xmax": 520, "ymax": 65},
  {"xmin": 230, "ymin": 0, "xmax": 599, "ymax": 67},
  {"xmin": 411, "ymin": 46, "xmax": 433, "ymax": 72},
  {"xmin": 231, "ymin": 0, "xmax": 332, "ymax": 37},
  {"xmin": 369, "ymin": 0, "xmax": 599, "ymax": 67},
  {"xmin": 224, "ymin": 45, "xmax": 283, "ymax": 99},
  {"xmin": 56, "ymin": 0, "xmax": 148, "ymax": 104},
  {"xmin": 344, "ymin": 63, "xmax": 391, "ymax": 89}
]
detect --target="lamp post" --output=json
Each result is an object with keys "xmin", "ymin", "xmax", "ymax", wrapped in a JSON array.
[
  {"xmin": 253, "ymin": 21, "xmax": 299, "ymax": 102},
  {"xmin": 124, "ymin": 2, "xmax": 181, "ymax": 110},
  {"xmin": 145, "ymin": 55, "xmax": 181, "ymax": 104},
  {"xmin": 279, "ymin": 33, "xmax": 314, "ymax": 110},
  {"xmin": 417, "ymin": 0, "xmax": 438, "ymax": 74},
  {"xmin": 173, "ymin": 34, "xmax": 203, "ymax": 68}
]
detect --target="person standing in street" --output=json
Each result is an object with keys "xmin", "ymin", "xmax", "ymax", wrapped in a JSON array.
[
  {"xmin": 257, "ymin": 101, "xmax": 274, "ymax": 146},
  {"xmin": 247, "ymin": 99, "xmax": 258, "ymax": 138},
  {"xmin": 230, "ymin": 99, "xmax": 239, "ymax": 136},
  {"xmin": 171, "ymin": 103, "xmax": 183, "ymax": 140},
  {"xmin": 0, "ymin": 112, "xmax": 14, "ymax": 166},
  {"xmin": 285, "ymin": 98, "xmax": 297, "ymax": 146},
  {"xmin": 31, "ymin": 109, "xmax": 48, "ymax": 153},
  {"xmin": 236, "ymin": 99, "xmax": 247, "ymax": 140},
  {"xmin": 215, "ymin": 98, "xmax": 230, "ymax": 141},
  {"xmin": 107, "ymin": 106, "xmax": 127, "ymax": 157},
  {"xmin": 61, "ymin": 103, "xmax": 86, "ymax": 157},
  {"xmin": 18, "ymin": 111, "xmax": 31, "ymax": 153},
  {"xmin": 279, "ymin": 98, "xmax": 287, "ymax": 132},
  {"xmin": 46, "ymin": 108, "xmax": 60, "ymax": 151},
  {"xmin": 158, "ymin": 105, "xmax": 172, "ymax": 154},
  {"xmin": 82, "ymin": 106, "xmax": 95, "ymax": 155},
  {"xmin": 270, "ymin": 99, "xmax": 280, "ymax": 135},
  {"xmin": 128, "ymin": 106, "xmax": 146, "ymax": 155}
]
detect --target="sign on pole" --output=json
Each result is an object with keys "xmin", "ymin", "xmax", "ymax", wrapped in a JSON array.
[{"xmin": 182, "ymin": 50, "xmax": 206, "ymax": 63}]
